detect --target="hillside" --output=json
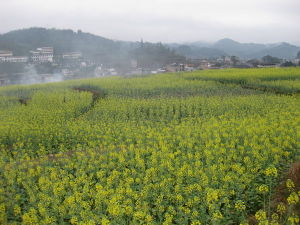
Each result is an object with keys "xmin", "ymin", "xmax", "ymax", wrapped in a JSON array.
[
  {"xmin": 213, "ymin": 38, "xmax": 267, "ymax": 58},
  {"xmin": 252, "ymin": 42, "xmax": 300, "ymax": 59},
  {"xmin": 0, "ymin": 28, "xmax": 185, "ymax": 67},
  {"xmin": 0, "ymin": 28, "xmax": 118, "ymax": 56},
  {"xmin": 1, "ymin": 28, "xmax": 299, "ymax": 63},
  {"xmin": 174, "ymin": 45, "xmax": 226, "ymax": 59}
]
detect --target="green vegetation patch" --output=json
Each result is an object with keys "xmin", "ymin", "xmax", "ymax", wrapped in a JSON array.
[{"xmin": 0, "ymin": 68, "xmax": 299, "ymax": 224}]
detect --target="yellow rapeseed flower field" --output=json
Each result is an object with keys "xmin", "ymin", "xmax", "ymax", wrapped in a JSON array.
[{"xmin": 0, "ymin": 68, "xmax": 299, "ymax": 224}]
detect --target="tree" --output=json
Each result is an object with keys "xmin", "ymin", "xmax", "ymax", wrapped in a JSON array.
[
  {"xmin": 281, "ymin": 61, "xmax": 296, "ymax": 67},
  {"xmin": 230, "ymin": 56, "xmax": 239, "ymax": 66},
  {"xmin": 132, "ymin": 42, "xmax": 186, "ymax": 68},
  {"xmin": 297, "ymin": 51, "xmax": 300, "ymax": 59},
  {"xmin": 247, "ymin": 59, "xmax": 260, "ymax": 67},
  {"xmin": 261, "ymin": 55, "xmax": 281, "ymax": 65}
]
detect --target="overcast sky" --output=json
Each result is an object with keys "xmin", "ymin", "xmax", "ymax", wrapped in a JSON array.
[{"xmin": 0, "ymin": 0, "xmax": 299, "ymax": 45}]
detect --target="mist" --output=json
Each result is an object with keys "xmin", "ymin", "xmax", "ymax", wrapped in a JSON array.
[
  {"xmin": 19, "ymin": 66, "xmax": 65, "ymax": 85},
  {"xmin": 0, "ymin": 0, "xmax": 299, "ymax": 44}
]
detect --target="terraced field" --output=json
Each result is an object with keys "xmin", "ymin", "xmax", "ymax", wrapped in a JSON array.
[{"xmin": 0, "ymin": 68, "xmax": 299, "ymax": 224}]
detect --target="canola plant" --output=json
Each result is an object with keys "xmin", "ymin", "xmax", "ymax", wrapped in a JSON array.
[{"xmin": 0, "ymin": 68, "xmax": 299, "ymax": 224}]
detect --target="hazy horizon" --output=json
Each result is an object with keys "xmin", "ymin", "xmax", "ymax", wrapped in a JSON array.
[{"xmin": 0, "ymin": 0, "xmax": 299, "ymax": 45}]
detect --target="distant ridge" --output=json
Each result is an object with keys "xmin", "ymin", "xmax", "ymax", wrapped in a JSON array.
[
  {"xmin": 0, "ymin": 27, "xmax": 185, "ymax": 68},
  {"xmin": 170, "ymin": 38, "xmax": 300, "ymax": 59},
  {"xmin": 0, "ymin": 27, "xmax": 121, "ymax": 57},
  {"xmin": 0, "ymin": 27, "xmax": 299, "ymax": 60}
]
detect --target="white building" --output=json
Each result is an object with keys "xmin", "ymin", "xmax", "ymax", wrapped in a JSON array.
[
  {"xmin": 292, "ymin": 58, "xmax": 300, "ymax": 64},
  {"xmin": 109, "ymin": 68, "xmax": 117, "ymax": 75},
  {"xmin": 62, "ymin": 52, "xmax": 82, "ymax": 59},
  {"xmin": 30, "ymin": 47, "xmax": 54, "ymax": 63},
  {"xmin": 0, "ymin": 56, "xmax": 28, "ymax": 63},
  {"xmin": 37, "ymin": 47, "xmax": 53, "ymax": 54},
  {"xmin": 0, "ymin": 50, "xmax": 13, "ymax": 57},
  {"xmin": 130, "ymin": 59, "xmax": 138, "ymax": 68},
  {"xmin": 0, "ymin": 50, "xmax": 28, "ymax": 63}
]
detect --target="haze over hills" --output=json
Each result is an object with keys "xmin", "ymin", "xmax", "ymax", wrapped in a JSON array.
[
  {"xmin": 212, "ymin": 38, "xmax": 300, "ymax": 59},
  {"xmin": 0, "ymin": 28, "xmax": 185, "ymax": 69},
  {"xmin": 171, "ymin": 45, "xmax": 226, "ymax": 59},
  {"xmin": 0, "ymin": 28, "xmax": 299, "ymax": 62},
  {"xmin": 169, "ymin": 38, "xmax": 300, "ymax": 59}
]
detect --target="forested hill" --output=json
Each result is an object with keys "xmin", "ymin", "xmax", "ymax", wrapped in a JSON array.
[
  {"xmin": 0, "ymin": 28, "xmax": 185, "ymax": 67},
  {"xmin": 0, "ymin": 28, "xmax": 118, "ymax": 55}
]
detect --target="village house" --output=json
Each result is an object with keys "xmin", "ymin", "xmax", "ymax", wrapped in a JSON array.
[
  {"xmin": 0, "ymin": 73, "xmax": 9, "ymax": 86},
  {"xmin": 30, "ymin": 47, "xmax": 54, "ymax": 63},
  {"xmin": 166, "ymin": 63, "xmax": 185, "ymax": 72},
  {"xmin": 0, "ymin": 79, "xmax": 7, "ymax": 86},
  {"xmin": 184, "ymin": 64, "xmax": 195, "ymax": 72},
  {"xmin": 62, "ymin": 52, "xmax": 82, "ymax": 59},
  {"xmin": 199, "ymin": 60, "xmax": 211, "ymax": 69},
  {"xmin": 0, "ymin": 50, "xmax": 13, "ymax": 58},
  {"xmin": 0, "ymin": 50, "xmax": 28, "ymax": 63},
  {"xmin": 0, "ymin": 56, "xmax": 28, "ymax": 63},
  {"xmin": 292, "ymin": 58, "xmax": 300, "ymax": 65}
]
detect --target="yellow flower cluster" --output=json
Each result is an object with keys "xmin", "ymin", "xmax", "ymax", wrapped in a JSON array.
[
  {"xmin": 255, "ymin": 210, "xmax": 267, "ymax": 221},
  {"xmin": 235, "ymin": 200, "xmax": 246, "ymax": 211},
  {"xmin": 258, "ymin": 185, "xmax": 269, "ymax": 194},
  {"xmin": 276, "ymin": 203, "xmax": 286, "ymax": 214},
  {"xmin": 265, "ymin": 166, "xmax": 278, "ymax": 177},
  {"xmin": 288, "ymin": 214, "xmax": 300, "ymax": 225},
  {"xmin": 287, "ymin": 192, "xmax": 299, "ymax": 205},
  {"xmin": 286, "ymin": 179, "xmax": 295, "ymax": 190}
]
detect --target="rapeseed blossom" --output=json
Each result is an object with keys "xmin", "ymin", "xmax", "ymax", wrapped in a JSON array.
[
  {"xmin": 258, "ymin": 185, "xmax": 269, "ymax": 193},
  {"xmin": 287, "ymin": 192, "xmax": 299, "ymax": 205},
  {"xmin": 0, "ymin": 68, "xmax": 299, "ymax": 224}
]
